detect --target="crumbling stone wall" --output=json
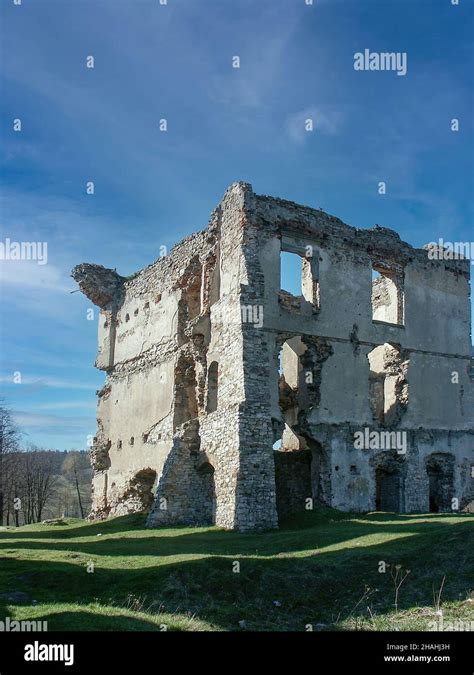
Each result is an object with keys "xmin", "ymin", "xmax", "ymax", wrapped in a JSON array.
[{"xmin": 73, "ymin": 182, "xmax": 473, "ymax": 530}]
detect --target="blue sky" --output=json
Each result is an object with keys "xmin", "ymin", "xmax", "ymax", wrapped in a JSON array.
[{"xmin": 0, "ymin": 0, "xmax": 473, "ymax": 450}]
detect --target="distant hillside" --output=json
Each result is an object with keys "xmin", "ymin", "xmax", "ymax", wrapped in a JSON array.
[
  {"xmin": 1, "ymin": 449, "xmax": 92, "ymax": 526},
  {"xmin": 41, "ymin": 450, "xmax": 92, "ymax": 521}
]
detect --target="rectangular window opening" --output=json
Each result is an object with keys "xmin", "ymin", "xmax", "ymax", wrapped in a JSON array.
[
  {"xmin": 279, "ymin": 246, "xmax": 320, "ymax": 311},
  {"xmin": 280, "ymin": 251, "xmax": 303, "ymax": 297},
  {"xmin": 371, "ymin": 264, "xmax": 404, "ymax": 326}
]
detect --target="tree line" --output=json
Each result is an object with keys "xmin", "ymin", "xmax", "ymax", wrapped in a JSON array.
[{"xmin": 0, "ymin": 401, "xmax": 92, "ymax": 526}]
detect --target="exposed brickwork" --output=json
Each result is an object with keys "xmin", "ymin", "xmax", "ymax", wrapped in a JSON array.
[{"xmin": 72, "ymin": 182, "xmax": 474, "ymax": 530}]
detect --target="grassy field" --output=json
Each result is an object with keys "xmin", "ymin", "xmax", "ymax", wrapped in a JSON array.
[{"xmin": 0, "ymin": 509, "xmax": 473, "ymax": 631}]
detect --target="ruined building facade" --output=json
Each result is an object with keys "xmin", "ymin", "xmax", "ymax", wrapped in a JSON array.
[{"xmin": 72, "ymin": 183, "xmax": 474, "ymax": 531}]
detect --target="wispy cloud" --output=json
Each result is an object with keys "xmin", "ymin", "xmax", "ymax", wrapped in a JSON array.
[
  {"xmin": 12, "ymin": 410, "xmax": 95, "ymax": 441},
  {"xmin": 31, "ymin": 400, "xmax": 96, "ymax": 411},
  {"xmin": 207, "ymin": 5, "xmax": 302, "ymax": 109},
  {"xmin": 0, "ymin": 261, "xmax": 73, "ymax": 293},
  {"xmin": 286, "ymin": 106, "xmax": 343, "ymax": 144},
  {"xmin": 0, "ymin": 376, "xmax": 98, "ymax": 391}
]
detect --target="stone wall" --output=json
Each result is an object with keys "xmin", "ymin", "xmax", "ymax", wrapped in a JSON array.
[{"xmin": 72, "ymin": 181, "xmax": 474, "ymax": 530}]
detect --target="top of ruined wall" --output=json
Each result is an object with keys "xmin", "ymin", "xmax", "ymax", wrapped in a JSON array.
[
  {"xmin": 253, "ymin": 191, "xmax": 470, "ymax": 276},
  {"xmin": 71, "ymin": 210, "xmax": 220, "ymax": 312},
  {"xmin": 71, "ymin": 263, "xmax": 126, "ymax": 309},
  {"xmin": 72, "ymin": 181, "xmax": 470, "ymax": 311},
  {"xmin": 72, "ymin": 181, "xmax": 471, "ymax": 361}
]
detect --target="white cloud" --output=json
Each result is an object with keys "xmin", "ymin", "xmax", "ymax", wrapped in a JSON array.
[
  {"xmin": 207, "ymin": 7, "xmax": 301, "ymax": 110},
  {"xmin": 12, "ymin": 410, "xmax": 94, "ymax": 438},
  {"xmin": 30, "ymin": 401, "xmax": 97, "ymax": 411},
  {"xmin": 0, "ymin": 260, "xmax": 73, "ymax": 293},
  {"xmin": 0, "ymin": 375, "xmax": 98, "ymax": 391},
  {"xmin": 286, "ymin": 106, "xmax": 342, "ymax": 144}
]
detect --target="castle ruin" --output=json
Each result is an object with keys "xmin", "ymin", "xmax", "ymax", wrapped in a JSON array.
[{"xmin": 72, "ymin": 182, "xmax": 474, "ymax": 531}]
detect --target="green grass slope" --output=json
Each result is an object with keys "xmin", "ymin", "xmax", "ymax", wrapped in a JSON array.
[{"xmin": 0, "ymin": 509, "xmax": 473, "ymax": 631}]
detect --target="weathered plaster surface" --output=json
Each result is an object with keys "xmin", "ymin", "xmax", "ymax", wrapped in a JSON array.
[{"xmin": 72, "ymin": 182, "xmax": 474, "ymax": 530}]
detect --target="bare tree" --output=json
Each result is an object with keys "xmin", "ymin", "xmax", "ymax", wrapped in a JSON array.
[
  {"xmin": 33, "ymin": 451, "xmax": 58, "ymax": 521},
  {"xmin": 0, "ymin": 402, "xmax": 90, "ymax": 525},
  {"xmin": 3, "ymin": 452, "xmax": 22, "ymax": 525},
  {"xmin": 0, "ymin": 401, "xmax": 21, "ymax": 524},
  {"xmin": 16, "ymin": 449, "xmax": 58, "ymax": 524},
  {"xmin": 18, "ymin": 451, "xmax": 34, "ymax": 524},
  {"xmin": 62, "ymin": 451, "xmax": 90, "ymax": 518}
]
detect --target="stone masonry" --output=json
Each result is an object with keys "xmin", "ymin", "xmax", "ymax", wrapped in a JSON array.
[{"xmin": 72, "ymin": 182, "xmax": 474, "ymax": 531}]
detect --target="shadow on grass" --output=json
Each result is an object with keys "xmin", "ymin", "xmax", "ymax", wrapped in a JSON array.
[
  {"xmin": 17, "ymin": 610, "xmax": 168, "ymax": 631},
  {"xmin": 1, "ymin": 509, "xmax": 442, "ymax": 541},
  {"xmin": 0, "ymin": 515, "xmax": 149, "ymax": 540},
  {"xmin": 0, "ymin": 510, "xmax": 473, "ymax": 630},
  {"xmin": 0, "ymin": 511, "xmax": 471, "ymax": 559}
]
